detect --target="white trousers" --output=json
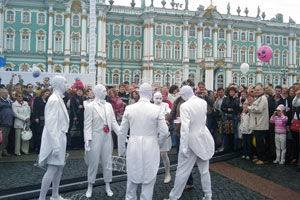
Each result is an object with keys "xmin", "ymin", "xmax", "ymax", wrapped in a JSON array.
[
  {"xmin": 275, "ymin": 134, "xmax": 287, "ymax": 162},
  {"xmin": 15, "ymin": 128, "xmax": 29, "ymax": 154},
  {"xmin": 169, "ymin": 149, "xmax": 212, "ymax": 200},
  {"xmin": 126, "ymin": 177, "xmax": 156, "ymax": 200},
  {"xmin": 86, "ymin": 133, "xmax": 113, "ymax": 184}
]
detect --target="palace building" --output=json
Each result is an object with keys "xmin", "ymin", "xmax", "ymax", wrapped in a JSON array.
[{"xmin": 0, "ymin": 0, "xmax": 300, "ymax": 89}]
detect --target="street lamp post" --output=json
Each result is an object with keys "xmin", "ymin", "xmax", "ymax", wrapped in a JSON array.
[{"xmin": 164, "ymin": 62, "xmax": 173, "ymax": 87}]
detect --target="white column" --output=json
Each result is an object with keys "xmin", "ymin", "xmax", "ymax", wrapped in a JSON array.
[
  {"xmin": 256, "ymin": 29, "xmax": 262, "ymax": 63},
  {"xmin": 97, "ymin": 63, "xmax": 101, "ymax": 83},
  {"xmin": 142, "ymin": 20, "xmax": 149, "ymax": 83},
  {"xmin": 196, "ymin": 64, "xmax": 201, "ymax": 84},
  {"xmin": 102, "ymin": 17, "xmax": 107, "ymax": 58},
  {"xmin": 149, "ymin": 19, "xmax": 154, "ymax": 59},
  {"xmin": 289, "ymin": 36, "xmax": 293, "ymax": 66},
  {"xmin": 293, "ymin": 37, "xmax": 297, "ymax": 84},
  {"xmin": 64, "ymin": 58, "xmax": 70, "ymax": 73},
  {"xmin": 197, "ymin": 23, "xmax": 203, "ymax": 62},
  {"xmin": 213, "ymin": 24, "xmax": 218, "ymax": 59},
  {"xmin": 97, "ymin": 13, "xmax": 102, "ymax": 57},
  {"xmin": 47, "ymin": 6, "xmax": 53, "ymax": 54},
  {"xmin": 47, "ymin": 58, "xmax": 52, "ymax": 73},
  {"xmin": 80, "ymin": 58, "xmax": 86, "ymax": 74},
  {"xmin": 64, "ymin": 7, "xmax": 71, "ymax": 55},
  {"xmin": 183, "ymin": 21, "xmax": 189, "ymax": 80},
  {"xmin": 205, "ymin": 66, "xmax": 214, "ymax": 90},
  {"xmin": 226, "ymin": 65, "xmax": 232, "ymax": 86},
  {"xmin": 81, "ymin": 8, "xmax": 87, "ymax": 56},
  {"xmin": 226, "ymin": 25, "xmax": 232, "ymax": 58},
  {"xmin": 256, "ymin": 65, "xmax": 263, "ymax": 84},
  {"xmin": 0, "ymin": 6, "xmax": 4, "ymax": 54}
]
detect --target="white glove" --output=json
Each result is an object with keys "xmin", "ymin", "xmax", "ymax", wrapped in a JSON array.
[
  {"xmin": 52, "ymin": 148, "xmax": 60, "ymax": 157},
  {"xmin": 85, "ymin": 140, "xmax": 91, "ymax": 152}
]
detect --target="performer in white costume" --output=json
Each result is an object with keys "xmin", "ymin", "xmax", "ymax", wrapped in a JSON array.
[
  {"xmin": 119, "ymin": 83, "xmax": 169, "ymax": 200},
  {"xmin": 153, "ymin": 92, "xmax": 172, "ymax": 184},
  {"xmin": 165, "ymin": 86, "xmax": 215, "ymax": 200},
  {"xmin": 38, "ymin": 76, "xmax": 69, "ymax": 200},
  {"xmin": 84, "ymin": 84, "xmax": 120, "ymax": 198}
]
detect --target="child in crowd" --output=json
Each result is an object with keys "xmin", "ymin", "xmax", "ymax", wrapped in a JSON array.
[
  {"xmin": 270, "ymin": 104, "xmax": 288, "ymax": 164},
  {"xmin": 239, "ymin": 103, "xmax": 252, "ymax": 160}
]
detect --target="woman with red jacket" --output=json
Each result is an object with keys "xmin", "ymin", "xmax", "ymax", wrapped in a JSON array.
[{"xmin": 109, "ymin": 88, "xmax": 125, "ymax": 123}]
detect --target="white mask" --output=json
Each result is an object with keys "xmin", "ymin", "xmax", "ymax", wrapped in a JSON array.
[
  {"xmin": 179, "ymin": 86, "xmax": 194, "ymax": 101},
  {"xmin": 139, "ymin": 83, "xmax": 153, "ymax": 100},
  {"xmin": 154, "ymin": 92, "xmax": 163, "ymax": 105},
  {"xmin": 93, "ymin": 84, "xmax": 107, "ymax": 104},
  {"xmin": 52, "ymin": 75, "xmax": 67, "ymax": 96}
]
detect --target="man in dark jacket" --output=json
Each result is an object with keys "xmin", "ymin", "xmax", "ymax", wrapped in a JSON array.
[
  {"xmin": 118, "ymin": 83, "xmax": 130, "ymax": 105},
  {"xmin": 0, "ymin": 88, "xmax": 14, "ymax": 158}
]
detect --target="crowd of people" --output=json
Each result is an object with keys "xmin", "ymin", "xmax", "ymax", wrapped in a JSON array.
[{"xmin": 0, "ymin": 73, "xmax": 300, "ymax": 173}]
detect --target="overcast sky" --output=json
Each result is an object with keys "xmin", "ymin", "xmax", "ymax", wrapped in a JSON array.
[{"xmin": 111, "ymin": 0, "xmax": 300, "ymax": 24}]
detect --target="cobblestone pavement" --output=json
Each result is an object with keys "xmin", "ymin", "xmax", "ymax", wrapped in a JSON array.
[{"xmin": 30, "ymin": 169, "xmax": 270, "ymax": 200}]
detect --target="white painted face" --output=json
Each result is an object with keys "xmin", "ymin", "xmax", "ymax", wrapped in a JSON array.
[
  {"xmin": 52, "ymin": 75, "xmax": 67, "ymax": 94},
  {"xmin": 154, "ymin": 92, "xmax": 162, "ymax": 105},
  {"xmin": 94, "ymin": 84, "xmax": 107, "ymax": 101},
  {"xmin": 179, "ymin": 86, "xmax": 194, "ymax": 101}
]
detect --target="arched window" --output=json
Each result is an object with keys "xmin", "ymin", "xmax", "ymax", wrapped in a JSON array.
[
  {"xmin": 37, "ymin": 32, "xmax": 46, "ymax": 52},
  {"xmin": 218, "ymin": 46, "xmax": 225, "ymax": 59},
  {"xmin": 38, "ymin": 13, "xmax": 45, "ymax": 24},
  {"xmin": 5, "ymin": 30, "xmax": 14, "ymax": 51},
  {"xmin": 232, "ymin": 76, "xmax": 238, "ymax": 84},
  {"xmin": 174, "ymin": 74, "xmax": 181, "ymax": 86},
  {"xmin": 282, "ymin": 52, "xmax": 288, "ymax": 66},
  {"xmin": 233, "ymin": 47, "xmax": 238, "ymax": 64},
  {"xmin": 22, "ymin": 12, "xmax": 30, "ymax": 23},
  {"xmin": 274, "ymin": 51, "xmax": 279, "ymax": 66},
  {"xmin": 155, "ymin": 41, "xmax": 162, "ymax": 59},
  {"xmin": 113, "ymin": 24, "xmax": 120, "ymax": 35},
  {"xmin": 72, "ymin": 15, "xmax": 80, "ymax": 26},
  {"xmin": 124, "ymin": 42, "xmax": 131, "ymax": 60},
  {"xmin": 134, "ymin": 74, "xmax": 140, "ymax": 84},
  {"xmin": 249, "ymin": 48, "xmax": 254, "ymax": 65},
  {"xmin": 55, "ymin": 31, "xmax": 63, "ymax": 52},
  {"xmin": 166, "ymin": 26, "xmax": 172, "ymax": 36},
  {"xmin": 174, "ymin": 44, "xmax": 181, "ymax": 60},
  {"xmin": 55, "ymin": 14, "xmax": 63, "ymax": 25},
  {"xmin": 266, "ymin": 36, "xmax": 271, "ymax": 44},
  {"xmin": 217, "ymin": 74, "xmax": 224, "ymax": 89},
  {"xmin": 274, "ymin": 79, "xmax": 280, "ymax": 86},
  {"xmin": 189, "ymin": 26, "xmax": 195, "ymax": 37},
  {"xmin": 189, "ymin": 43, "xmax": 196, "ymax": 60},
  {"xmin": 248, "ymin": 77, "xmax": 254, "ymax": 86},
  {"xmin": 296, "ymin": 52, "xmax": 300, "ymax": 66},
  {"xmin": 241, "ymin": 32, "xmax": 246, "ymax": 41},
  {"xmin": 219, "ymin": 29, "xmax": 225, "ymax": 39},
  {"xmin": 113, "ymin": 41, "xmax": 120, "ymax": 59},
  {"xmin": 156, "ymin": 25, "xmax": 162, "ymax": 35},
  {"xmin": 165, "ymin": 42, "xmax": 172, "ymax": 60},
  {"xmin": 134, "ymin": 26, "xmax": 141, "ymax": 37},
  {"xmin": 241, "ymin": 49, "xmax": 246, "ymax": 63},
  {"xmin": 204, "ymin": 28, "xmax": 210, "ymax": 38},
  {"xmin": 233, "ymin": 32, "xmax": 238, "ymax": 41},
  {"xmin": 249, "ymin": 33, "xmax": 254, "ymax": 42},
  {"xmin": 240, "ymin": 77, "xmax": 246, "ymax": 85},
  {"xmin": 165, "ymin": 74, "xmax": 172, "ymax": 87},
  {"xmin": 21, "ymin": 29, "xmax": 30, "ymax": 52},
  {"xmin": 155, "ymin": 74, "xmax": 162, "ymax": 87},
  {"xmin": 204, "ymin": 44, "xmax": 211, "ymax": 57},
  {"xmin": 113, "ymin": 74, "xmax": 120, "ymax": 85},
  {"xmin": 71, "ymin": 34, "xmax": 80, "ymax": 55},
  {"xmin": 175, "ymin": 27, "xmax": 181, "ymax": 37},
  {"xmin": 125, "ymin": 25, "xmax": 131, "ymax": 36},
  {"xmin": 124, "ymin": 73, "xmax": 131, "ymax": 82},
  {"xmin": 134, "ymin": 42, "xmax": 141, "ymax": 60},
  {"xmin": 6, "ymin": 11, "xmax": 14, "ymax": 22}
]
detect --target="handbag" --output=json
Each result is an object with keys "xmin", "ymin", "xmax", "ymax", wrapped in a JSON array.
[
  {"xmin": 21, "ymin": 122, "xmax": 33, "ymax": 141},
  {"xmin": 291, "ymin": 107, "xmax": 300, "ymax": 132}
]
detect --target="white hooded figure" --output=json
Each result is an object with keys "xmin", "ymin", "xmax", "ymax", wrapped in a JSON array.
[
  {"xmin": 84, "ymin": 84, "xmax": 120, "ymax": 198},
  {"xmin": 38, "ymin": 75, "xmax": 69, "ymax": 200},
  {"xmin": 119, "ymin": 83, "xmax": 169, "ymax": 200},
  {"xmin": 166, "ymin": 86, "xmax": 215, "ymax": 200},
  {"xmin": 153, "ymin": 92, "xmax": 172, "ymax": 184}
]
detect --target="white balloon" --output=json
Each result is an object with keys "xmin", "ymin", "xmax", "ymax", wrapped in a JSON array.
[{"xmin": 240, "ymin": 63, "xmax": 249, "ymax": 75}]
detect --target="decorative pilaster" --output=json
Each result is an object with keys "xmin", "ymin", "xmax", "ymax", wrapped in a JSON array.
[
  {"xmin": 226, "ymin": 64, "xmax": 232, "ymax": 86},
  {"xmin": 213, "ymin": 24, "xmax": 218, "ymax": 59},
  {"xmin": 204, "ymin": 57, "xmax": 214, "ymax": 90},
  {"xmin": 256, "ymin": 28, "xmax": 262, "ymax": 64},
  {"xmin": 197, "ymin": 23, "xmax": 203, "ymax": 62},
  {"xmin": 288, "ymin": 34, "xmax": 294, "ymax": 86},
  {"xmin": 64, "ymin": 6, "xmax": 71, "ymax": 55},
  {"xmin": 97, "ymin": 11, "xmax": 103, "ymax": 57},
  {"xmin": 183, "ymin": 20, "xmax": 189, "ymax": 80},
  {"xmin": 256, "ymin": 63, "xmax": 263, "ymax": 83},
  {"xmin": 142, "ymin": 17, "xmax": 150, "ymax": 84},
  {"xmin": 64, "ymin": 58, "xmax": 70, "ymax": 73},
  {"xmin": 80, "ymin": 58, "xmax": 86, "ymax": 74},
  {"xmin": 47, "ymin": 6, "xmax": 54, "ymax": 54},
  {"xmin": 81, "ymin": 8, "xmax": 87, "ymax": 56},
  {"xmin": 293, "ymin": 36, "xmax": 297, "ymax": 84},
  {"xmin": 226, "ymin": 25, "xmax": 232, "ymax": 58},
  {"xmin": 102, "ymin": 17, "xmax": 107, "ymax": 59},
  {"xmin": 47, "ymin": 58, "xmax": 52, "ymax": 73}
]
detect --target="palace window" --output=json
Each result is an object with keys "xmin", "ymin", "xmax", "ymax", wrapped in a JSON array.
[
  {"xmin": 233, "ymin": 48, "xmax": 238, "ymax": 64},
  {"xmin": 241, "ymin": 32, "xmax": 246, "ymax": 41},
  {"xmin": 274, "ymin": 52, "xmax": 279, "ymax": 66},
  {"xmin": 217, "ymin": 74, "xmax": 224, "ymax": 89},
  {"xmin": 189, "ymin": 26, "xmax": 195, "ymax": 37},
  {"xmin": 134, "ymin": 43, "xmax": 141, "ymax": 60},
  {"xmin": 204, "ymin": 28, "xmax": 210, "ymax": 38},
  {"xmin": 124, "ymin": 43, "xmax": 131, "ymax": 60},
  {"xmin": 188, "ymin": 73, "xmax": 195, "ymax": 83},
  {"xmin": 204, "ymin": 46, "xmax": 211, "ymax": 57},
  {"xmin": 218, "ymin": 47, "xmax": 225, "ymax": 59},
  {"xmin": 175, "ymin": 27, "xmax": 181, "ymax": 37},
  {"xmin": 297, "ymin": 52, "xmax": 300, "ymax": 66},
  {"xmin": 113, "ymin": 24, "xmax": 120, "ymax": 35},
  {"xmin": 282, "ymin": 53, "xmax": 288, "ymax": 66},
  {"xmin": 174, "ymin": 45, "xmax": 181, "ymax": 60},
  {"xmin": 22, "ymin": 12, "xmax": 30, "ymax": 23},
  {"xmin": 166, "ymin": 26, "xmax": 172, "ymax": 36},
  {"xmin": 156, "ymin": 25, "xmax": 162, "ymax": 35},
  {"xmin": 274, "ymin": 79, "xmax": 280, "ymax": 86},
  {"xmin": 297, "ymin": 39, "xmax": 300, "ymax": 47},
  {"xmin": 106, "ymin": 24, "xmax": 110, "ymax": 35},
  {"xmin": 38, "ymin": 13, "xmax": 46, "ymax": 25},
  {"xmin": 21, "ymin": 31, "xmax": 30, "ymax": 52},
  {"xmin": 6, "ymin": 11, "xmax": 14, "ymax": 22},
  {"xmin": 155, "ymin": 42, "xmax": 162, "ymax": 59},
  {"xmin": 240, "ymin": 77, "xmax": 246, "ymax": 85},
  {"xmin": 233, "ymin": 32, "xmax": 238, "ymax": 41},
  {"xmin": 219, "ymin": 29, "xmax": 225, "ymax": 39},
  {"xmin": 274, "ymin": 37, "xmax": 279, "ymax": 45},
  {"xmin": 71, "ymin": 36, "xmax": 80, "ymax": 55},
  {"xmin": 134, "ymin": 74, "xmax": 140, "ymax": 84},
  {"xmin": 72, "ymin": 15, "xmax": 80, "ymax": 26},
  {"xmin": 112, "ymin": 74, "xmax": 120, "ymax": 85},
  {"xmin": 283, "ymin": 37, "xmax": 287, "ymax": 46},
  {"xmin": 5, "ymin": 32, "xmax": 14, "ymax": 51},
  {"xmin": 155, "ymin": 74, "xmax": 162, "ymax": 87},
  {"xmin": 249, "ymin": 32, "xmax": 254, "ymax": 42},
  {"xmin": 106, "ymin": 40, "xmax": 109, "ymax": 58},
  {"xmin": 248, "ymin": 77, "xmax": 254, "ymax": 86},
  {"xmin": 124, "ymin": 74, "xmax": 131, "ymax": 82},
  {"xmin": 174, "ymin": 74, "xmax": 181, "ymax": 86},
  {"xmin": 55, "ymin": 14, "xmax": 63, "ymax": 26},
  {"xmin": 189, "ymin": 43, "xmax": 196, "ymax": 60},
  {"xmin": 241, "ymin": 49, "xmax": 246, "ymax": 63},
  {"xmin": 113, "ymin": 41, "xmax": 120, "ymax": 59},
  {"xmin": 125, "ymin": 25, "xmax": 131, "ymax": 36},
  {"xmin": 166, "ymin": 43, "xmax": 172, "ymax": 60},
  {"xmin": 266, "ymin": 36, "xmax": 271, "ymax": 44},
  {"xmin": 37, "ymin": 35, "xmax": 45, "ymax": 52},
  {"xmin": 249, "ymin": 49, "xmax": 254, "ymax": 65},
  {"xmin": 134, "ymin": 26, "xmax": 141, "ymax": 37},
  {"xmin": 232, "ymin": 76, "xmax": 238, "ymax": 84},
  {"xmin": 55, "ymin": 32, "xmax": 63, "ymax": 52}
]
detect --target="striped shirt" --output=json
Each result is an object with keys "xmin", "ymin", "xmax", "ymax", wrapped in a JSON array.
[{"xmin": 270, "ymin": 114, "xmax": 288, "ymax": 134}]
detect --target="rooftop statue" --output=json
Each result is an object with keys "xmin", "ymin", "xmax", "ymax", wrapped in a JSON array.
[
  {"xmin": 227, "ymin": 2, "xmax": 230, "ymax": 15},
  {"xmin": 256, "ymin": 6, "xmax": 261, "ymax": 18}
]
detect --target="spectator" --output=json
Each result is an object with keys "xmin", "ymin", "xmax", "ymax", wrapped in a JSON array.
[
  {"xmin": 249, "ymin": 83, "xmax": 269, "ymax": 165},
  {"xmin": 213, "ymin": 88, "xmax": 226, "ymax": 151},
  {"xmin": 22, "ymin": 90, "xmax": 30, "ymax": 103},
  {"xmin": 196, "ymin": 82, "xmax": 215, "ymax": 132},
  {"xmin": 162, "ymin": 92, "xmax": 172, "ymax": 109},
  {"xmin": 292, "ymin": 89, "xmax": 300, "ymax": 171},
  {"xmin": 7, "ymin": 73, "xmax": 23, "ymax": 97},
  {"xmin": 167, "ymin": 85, "xmax": 179, "ymax": 105},
  {"xmin": 240, "ymin": 103, "xmax": 252, "ymax": 160},
  {"xmin": 72, "ymin": 77, "xmax": 84, "ymax": 90},
  {"xmin": 118, "ymin": 83, "xmax": 130, "ymax": 105},
  {"xmin": 129, "ymin": 91, "xmax": 139, "ymax": 105},
  {"xmin": 27, "ymin": 83, "xmax": 36, "ymax": 101},
  {"xmin": 221, "ymin": 87, "xmax": 240, "ymax": 152},
  {"xmin": 0, "ymin": 88, "xmax": 14, "ymax": 158},
  {"xmin": 12, "ymin": 91, "xmax": 31, "ymax": 156},
  {"xmin": 109, "ymin": 88, "xmax": 125, "ymax": 123},
  {"xmin": 270, "ymin": 104, "xmax": 288, "ymax": 165},
  {"xmin": 281, "ymin": 85, "xmax": 289, "ymax": 100},
  {"xmin": 286, "ymin": 86, "xmax": 296, "ymax": 163},
  {"xmin": 239, "ymin": 90, "xmax": 247, "ymax": 106},
  {"xmin": 246, "ymin": 93, "xmax": 255, "ymax": 106},
  {"xmin": 41, "ymin": 77, "xmax": 51, "ymax": 89},
  {"xmin": 32, "ymin": 89, "xmax": 50, "ymax": 153}
]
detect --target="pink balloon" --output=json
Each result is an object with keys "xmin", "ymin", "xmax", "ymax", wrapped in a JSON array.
[{"xmin": 257, "ymin": 46, "xmax": 273, "ymax": 63}]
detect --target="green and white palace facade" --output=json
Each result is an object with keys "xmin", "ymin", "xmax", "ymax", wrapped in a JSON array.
[{"xmin": 1, "ymin": 0, "xmax": 300, "ymax": 89}]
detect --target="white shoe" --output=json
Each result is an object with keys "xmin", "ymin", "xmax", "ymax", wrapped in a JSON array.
[
  {"xmin": 279, "ymin": 161, "xmax": 285, "ymax": 165},
  {"xmin": 164, "ymin": 172, "xmax": 172, "ymax": 184},
  {"xmin": 246, "ymin": 156, "xmax": 251, "ymax": 160},
  {"xmin": 106, "ymin": 188, "xmax": 113, "ymax": 197},
  {"xmin": 241, "ymin": 155, "xmax": 246, "ymax": 159},
  {"xmin": 50, "ymin": 196, "xmax": 70, "ymax": 200},
  {"xmin": 273, "ymin": 159, "xmax": 280, "ymax": 164},
  {"xmin": 86, "ymin": 188, "xmax": 92, "ymax": 198}
]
